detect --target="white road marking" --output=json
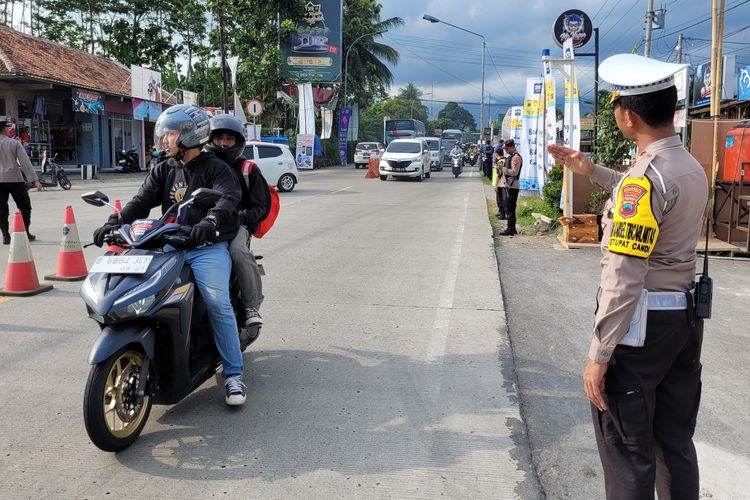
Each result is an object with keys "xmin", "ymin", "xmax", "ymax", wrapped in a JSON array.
[{"xmin": 426, "ymin": 193, "xmax": 469, "ymax": 362}]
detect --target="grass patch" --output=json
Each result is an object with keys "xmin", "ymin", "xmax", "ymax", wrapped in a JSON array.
[
  {"xmin": 486, "ymin": 199, "xmax": 502, "ymax": 230},
  {"xmin": 516, "ymin": 194, "xmax": 561, "ymax": 228}
]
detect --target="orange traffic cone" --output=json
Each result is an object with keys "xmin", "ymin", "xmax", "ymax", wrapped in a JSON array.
[
  {"xmin": 0, "ymin": 212, "xmax": 53, "ymax": 296},
  {"xmin": 365, "ymin": 158, "xmax": 379, "ymax": 178},
  {"xmin": 108, "ymin": 199, "xmax": 124, "ymax": 254},
  {"xmin": 44, "ymin": 205, "xmax": 88, "ymax": 281}
]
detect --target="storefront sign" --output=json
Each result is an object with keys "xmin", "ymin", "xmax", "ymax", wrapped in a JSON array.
[
  {"xmin": 281, "ymin": 0, "xmax": 342, "ymax": 83},
  {"xmin": 132, "ymin": 99, "xmax": 162, "ymax": 121},
  {"xmin": 72, "ymin": 88, "xmax": 104, "ymax": 115},
  {"xmin": 552, "ymin": 10, "xmax": 592, "ymax": 49},
  {"xmin": 131, "ymin": 65, "xmax": 163, "ymax": 102},
  {"xmin": 739, "ymin": 66, "xmax": 750, "ymax": 101}
]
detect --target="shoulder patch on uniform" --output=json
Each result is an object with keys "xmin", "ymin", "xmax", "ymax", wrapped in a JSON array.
[{"xmin": 608, "ymin": 175, "xmax": 660, "ymax": 258}]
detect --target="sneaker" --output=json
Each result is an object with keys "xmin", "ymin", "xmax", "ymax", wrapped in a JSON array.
[
  {"xmin": 498, "ymin": 228, "xmax": 518, "ymax": 236},
  {"xmin": 224, "ymin": 375, "xmax": 246, "ymax": 406},
  {"xmin": 2, "ymin": 234, "xmax": 9, "ymax": 245},
  {"xmin": 244, "ymin": 307, "xmax": 263, "ymax": 326},
  {"xmin": 26, "ymin": 233, "xmax": 36, "ymax": 241}
]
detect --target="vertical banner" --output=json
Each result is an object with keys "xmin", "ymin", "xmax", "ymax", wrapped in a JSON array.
[
  {"xmin": 543, "ymin": 60, "xmax": 557, "ymax": 174},
  {"xmin": 740, "ymin": 66, "xmax": 750, "ymax": 101},
  {"xmin": 281, "ymin": 0, "xmax": 343, "ymax": 83},
  {"xmin": 519, "ymin": 78, "xmax": 543, "ymax": 192},
  {"xmin": 297, "ymin": 83, "xmax": 315, "ymax": 135},
  {"xmin": 338, "ymin": 107, "xmax": 351, "ymax": 165},
  {"xmin": 510, "ymin": 106, "xmax": 523, "ymax": 145},
  {"xmin": 321, "ymin": 108, "xmax": 334, "ymax": 139},
  {"xmin": 563, "ymin": 39, "xmax": 580, "ymax": 151},
  {"xmin": 347, "ymin": 103, "xmax": 359, "ymax": 141},
  {"xmin": 296, "ymin": 134, "xmax": 314, "ymax": 170}
]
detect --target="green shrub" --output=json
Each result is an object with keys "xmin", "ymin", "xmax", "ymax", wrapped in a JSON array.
[{"xmin": 542, "ymin": 166, "xmax": 563, "ymax": 215}]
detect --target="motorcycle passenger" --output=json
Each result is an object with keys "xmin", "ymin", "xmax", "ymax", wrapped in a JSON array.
[
  {"xmin": 91, "ymin": 104, "xmax": 248, "ymax": 406},
  {"xmin": 206, "ymin": 115, "xmax": 271, "ymax": 327}
]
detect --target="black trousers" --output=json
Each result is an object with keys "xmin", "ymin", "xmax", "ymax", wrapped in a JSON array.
[
  {"xmin": 482, "ymin": 159, "xmax": 492, "ymax": 178},
  {"xmin": 502, "ymin": 187, "xmax": 519, "ymax": 229},
  {"xmin": 0, "ymin": 182, "xmax": 32, "ymax": 234},
  {"xmin": 592, "ymin": 309, "xmax": 703, "ymax": 500},
  {"xmin": 496, "ymin": 186, "xmax": 507, "ymax": 216}
]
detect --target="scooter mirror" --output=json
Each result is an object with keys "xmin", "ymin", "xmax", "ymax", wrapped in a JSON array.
[
  {"xmin": 189, "ymin": 188, "xmax": 222, "ymax": 207},
  {"xmin": 81, "ymin": 191, "xmax": 110, "ymax": 207}
]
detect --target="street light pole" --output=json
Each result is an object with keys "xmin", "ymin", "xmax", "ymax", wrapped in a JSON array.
[
  {"xmin": 343, "ymin": 30, "xmax": 386, "ymax": 107},
  {"xmin": 423, "ymin": 15, "xmax": 485, "ymax": 139}
]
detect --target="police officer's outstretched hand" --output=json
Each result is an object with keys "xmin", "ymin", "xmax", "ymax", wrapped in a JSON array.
[
  {"xmin": 547, "ymin": 144, "xmax": 595, "ymax": 177},
  {"xmin": 93, "ymin": 223, "xmax": 118, "ymax": 247},
  {"xmin": 189, "ymin": 216, "xmax": 218, "ymax": 247}
]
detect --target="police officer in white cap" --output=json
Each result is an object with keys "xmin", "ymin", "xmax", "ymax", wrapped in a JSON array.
[{"xmin": 548, "ymin": 54, "xmax": 708, "ymax": 499}]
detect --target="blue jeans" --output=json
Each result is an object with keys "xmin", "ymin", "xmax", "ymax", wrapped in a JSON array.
[{"xmin": 184, "ymin": 242, "xmax": 243, "ymax": 378}]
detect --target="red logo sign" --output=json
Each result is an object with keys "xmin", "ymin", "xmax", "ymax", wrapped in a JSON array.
[{"xmin": 619, "ymin": 184, "xmax": 647, "ymax": 218}]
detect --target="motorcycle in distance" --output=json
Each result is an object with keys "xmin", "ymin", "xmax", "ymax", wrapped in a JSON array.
[
  {"xmin": 79, "ymin": 188, "xmax": 262, "ymax": 452},
  {"xmin": 450, "ymin": 150, "xmax": 464, "ymax": 178},
  {"xmin": 465, "ymin": 146, "xmax": 479, "ymax": 167},
  {"xmin": 147, "ymin": 150, "xmax": 161, "ymax": 171},
  {"xmin": 32, "ymin": 151, "xmax": 72, "ymax": 190},
  {"xmin": 117, "ymin": 148, "xmax": 141, "ymax": 173}
]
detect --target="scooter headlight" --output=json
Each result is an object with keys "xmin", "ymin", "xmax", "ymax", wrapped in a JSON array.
[{"xmin": 110, "ymin": 254, "xmax": 178, "ymax": 318}]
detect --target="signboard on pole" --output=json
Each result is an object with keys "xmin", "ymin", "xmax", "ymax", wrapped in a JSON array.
[
  {"xmin": 552, "ymin": 10, "xmax": 592, "ymax": 49},
  {"xmin": 281, "ymin": 0, "xmax": 343, "ymax": 83},
  {"xmin": 338, "ymin": 107, "xmax": 351, "ymax": 165},
  {"xmin": 296, "ymin": 134, "xmax": 314, "ymax": 170},
  {"xmin": 246, "ymin": 99, "xmax": 263, "ymax": 117}
]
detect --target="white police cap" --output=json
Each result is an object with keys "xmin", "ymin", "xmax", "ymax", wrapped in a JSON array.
[{"xmin": 599, "ymin": 54, "xmax": 688, "ymax": 103}]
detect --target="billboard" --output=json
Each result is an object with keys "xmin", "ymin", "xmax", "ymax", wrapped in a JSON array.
[
  {"xmin": 131, "ymin": 65, "xmax": 163, "ymax": 102},
  {"xmin": 132, "ymin": 98, "xmax": 162, "ymax": 121},
  {"xmin": 740, "ymin": 66, "xmax": 750, "ymax": 101},
  {"xmin": 72, "ymin": 88, "xmax": 104, "ymax": 115},
  {"xmin": 281, "ymin": 0, "xmax": 342, "ymax": 83},
  {"xmin": 693, "ymin": 55, "xmax": 738, "ymax": 106}
]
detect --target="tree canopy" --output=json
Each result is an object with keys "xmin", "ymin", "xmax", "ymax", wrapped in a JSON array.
[{"xmin": 437, "ymin": 102, "xmax": 476, "ymax": 131}]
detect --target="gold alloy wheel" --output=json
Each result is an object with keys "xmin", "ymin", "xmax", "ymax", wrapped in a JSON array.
[{"xmin": 103, "ymin": 350, "xmax": 150, "ymax": 438}]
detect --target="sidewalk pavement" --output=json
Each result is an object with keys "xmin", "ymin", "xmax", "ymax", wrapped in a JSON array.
[{"xmin": 484, "ymin": 183, "xmax": 750, "ymax": 498}]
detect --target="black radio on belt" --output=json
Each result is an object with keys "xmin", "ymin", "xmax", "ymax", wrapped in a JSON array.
[{"xmin": 695, "ymin": 211, "xmax": 713, "ymax": 319}]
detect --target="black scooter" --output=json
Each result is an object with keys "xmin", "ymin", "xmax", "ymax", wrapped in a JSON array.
[
  {"xmin": 31, "ymin": 152, "xmax": 72, "ymax": 190},
  {"xmin": 117, "ymin": 149, "xmax": 141, "ymax": 173},
  {"xmin": 80, "ymin": 188, "xmax": 260, "ymax": 452}
]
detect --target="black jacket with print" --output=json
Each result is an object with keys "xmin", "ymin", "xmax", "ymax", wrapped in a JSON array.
[{"xmin": 108, "ymin": 151, "xmax": 241, "ymax": 242}]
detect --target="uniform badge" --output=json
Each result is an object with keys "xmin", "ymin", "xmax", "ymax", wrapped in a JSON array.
[{"xmin": 618, "ymin": 184, "xmax": 647, "ymax": 218}]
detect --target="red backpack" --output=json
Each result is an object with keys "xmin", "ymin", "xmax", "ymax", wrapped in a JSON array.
[{"xmin": 242, "ymin": 160, "xmax": 280, "ymax": 238}]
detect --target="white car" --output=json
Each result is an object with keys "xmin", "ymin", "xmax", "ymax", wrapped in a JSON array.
[
  {"xmin": 243, "ymin": 142, "xmax": 299, "ymax": 192},
  {"xmin": 353, "ymin": 142, "xmax": 385, "ymax": 169},
  {"xmin": 379, "ymin": 139, "xmax": 431, "ymax": 181},
  {"xmin": 424, "ymin": 137, "xmax": 442, "ymax": 171}
]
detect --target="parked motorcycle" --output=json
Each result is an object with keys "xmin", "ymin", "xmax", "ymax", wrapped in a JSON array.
[
  {"xmin": 80, "ymin": 188, "xmax": 261, "ymax": 452},
  {"xmin": 451, "ymin": 152, "xmax": 463, "ymax": 178},
  {"xmin": 148, "ymin": 150, "xmax": 161, "ymax": 171},
  {"xmin": 117, "ymin": 149, "xmax": 141, "ymax": 173},
  {"xmin": 31, "ymin": 152, "xmax": 72, "ymax": 190}
]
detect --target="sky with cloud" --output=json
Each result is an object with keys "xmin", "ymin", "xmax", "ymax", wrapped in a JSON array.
[{"xmin": 376, "ymin": 0, "xmax": 750, "ymax": 123}]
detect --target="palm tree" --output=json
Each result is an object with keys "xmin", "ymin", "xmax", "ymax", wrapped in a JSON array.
[{"xmin": 342, "ymin": 0, "xmax": 403, "ymax": 106}]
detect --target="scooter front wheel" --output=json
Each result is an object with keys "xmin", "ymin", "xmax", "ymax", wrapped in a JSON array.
[{"xmin": 83, "ymin": 347, "xmax": 152, "ymax": 452}]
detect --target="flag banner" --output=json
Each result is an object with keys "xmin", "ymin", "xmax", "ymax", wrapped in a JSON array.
[
  {"xmin": 298, "ymin": 83, "xmax": 315, "ymax": 135},
  {"xmin": 519, "ymin": 78, "xmax": 544, "ymax": 191},
  {"xmin": 322, "ymin": 108, "xmax": 333, "ymax": 139},
  {"xmin": 543, "ymin": 59, "xmax": 557, "ymax": 174},
  {"xmin": 510, "ymin": 106, "xmax": 523, "ymax": 146},
  {"xmin": 563, "ymin": 38, "xmax": 580, "ymax": 151},
  {"xmin": 347, "ymin": 103, "xmax": 359, "ymax": 141},
  {"xmin": 338, "ymin": 107, "xmax": 351, "ymax": 165},
  {"xmin": 296, "ymin": 134, "xmax": 314, "ymax": 170}
]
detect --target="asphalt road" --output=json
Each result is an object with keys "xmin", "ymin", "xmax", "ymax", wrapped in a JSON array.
[
  {"xmin": 491, "ymin": 191, "xmax": 750, "ymax": 499},
  {"xmin": 0, "ymin": 166, "xmax": 542, "ymax": 499}
]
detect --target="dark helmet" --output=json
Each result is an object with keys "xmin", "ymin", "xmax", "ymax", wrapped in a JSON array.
[
  {"xmin": 154, "ymin": 104, "xmax": 211, "ymax": 154},
  {"xmin": 206, "ymin": 114, "xmax": 246, "ymax": 163}
]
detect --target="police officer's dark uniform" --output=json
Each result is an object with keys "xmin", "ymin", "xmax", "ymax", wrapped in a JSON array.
[
  {"xmin": 498, "ymin": 139, "xmax": 521, "ymax": 235},
  {"xmin": 549, "ymin": 54, "xmax": 708, "ymax": 499}
]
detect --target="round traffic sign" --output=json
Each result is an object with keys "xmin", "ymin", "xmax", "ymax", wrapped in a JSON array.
[{"xmin": 246, "ymin": 99, "xmax": 263, "ymax": 117}]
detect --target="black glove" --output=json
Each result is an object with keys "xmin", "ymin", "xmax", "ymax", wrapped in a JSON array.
[
  {"xmin": 93, "ymin": 223, "xmax": 118, "ymax": 247},
  {"xmin": 189, "ymin": 215, "xmax": 218, "ymax": 247},
  {"xmin": 237, "ymin": 210, "xmax": 249, "ymax": 227}
]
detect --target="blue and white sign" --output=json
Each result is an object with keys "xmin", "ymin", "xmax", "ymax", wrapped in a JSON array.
[{"xmin": 739, "ymin": 66, "xmax": 750, "ymax": 101}]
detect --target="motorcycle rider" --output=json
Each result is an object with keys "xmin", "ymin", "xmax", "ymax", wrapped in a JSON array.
[
  {"xmin": 91, "ymin": 104, "xmax": 248, "ymax": 406},
  {"xmin": 481, "ymin": 139, "xmax": 494, "ymax": 178},
  {"xmin": 449, "ymin": 142, "xmax": 464, "ymax": 167},
  {"xmin": 206, "ymin": 115, "xmax": 271, "ymax": 327}
]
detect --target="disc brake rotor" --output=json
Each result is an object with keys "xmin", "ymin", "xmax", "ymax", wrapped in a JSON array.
[{"xmin": 115, "ymin": 364, "xmax": 143, "ymax": 423}]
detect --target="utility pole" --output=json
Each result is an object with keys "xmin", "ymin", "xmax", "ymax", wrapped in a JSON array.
[
  {"xmin": 644, "ymin": 0, "xmax": 655, "ymax": 57},
  {"xmin": 710, "ymin": 0, "xmax": 726, "ymax": 210},
  {"xmin": 216, "ymin": 0, "xmax": 229, "ymax": 112},
  {"xmin": 676, "ymin": 33, "xmax": 684, "ymax": 63}
]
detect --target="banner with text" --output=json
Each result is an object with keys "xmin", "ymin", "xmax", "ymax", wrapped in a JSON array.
[
  {"xmin": 281, "ymin": 0, "xmax": 342, "ymax": 83},
  {"xmin": 519, "ymin": 78, "xmax": 544, "ymax": 192},
  {"xmin": 296, "ymin": 134, "xmax": 314, "ymax": 170},
  {"xmin": 543, "ymin": 59, "xmax": 557, "ymax": 175},
  {"xmin": 72, "ymin": 88, "xmax": 104, "ymax": 115},
  {"xmin": 562, "ymin": 39, "xmax": 580, "ymax": 151},
  {"xmin": 338, "ymin": 107, "xmax": 351, "ymax": 165}
]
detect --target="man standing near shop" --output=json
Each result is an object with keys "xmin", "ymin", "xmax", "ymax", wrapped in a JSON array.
[
  {"xmin": 497, "ymin": 139, "xmax": 521, "ymax": 235},
  {"xmin": 0, "ymin": 119, "xmax": 42, "ymax": 244},
  {"xmin": 548, "ymin": 54, "xmax": 707, "ymax": 500}
]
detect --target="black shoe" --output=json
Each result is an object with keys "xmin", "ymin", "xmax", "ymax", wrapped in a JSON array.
[
  {"xmin": 498, "ymin": 228, "xmax": 517, "ymax": 236},
  {"xmin": 2, "ymin": 234, "xmax": 9, "ymax": 245},
  {"xmin": 496, "ymin": 213, "xmax": 507, "ymax": 220},
  {"xmin": 26, "ymin": 233, "xmax": 36, "ymax": 242}
]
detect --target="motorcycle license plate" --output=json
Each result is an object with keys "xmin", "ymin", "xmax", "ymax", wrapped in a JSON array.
[{"xmin": 90, "ymin": 255, "xmax": 153, "ymax": 274}]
